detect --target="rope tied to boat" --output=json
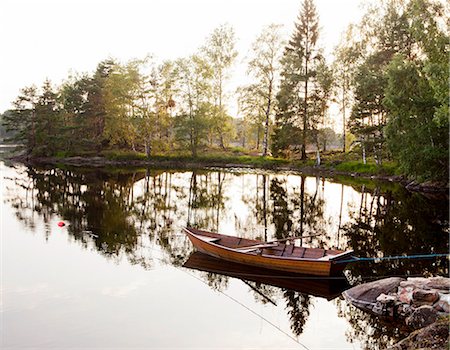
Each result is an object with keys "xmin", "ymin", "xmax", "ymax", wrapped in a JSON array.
[{"xmin": 334, "ymin": 253, "xmax": 449, "ymax": 264}]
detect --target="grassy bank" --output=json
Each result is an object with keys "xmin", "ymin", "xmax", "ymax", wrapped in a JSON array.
[{"xmin": 95, "ymin": 148, "xmax": 399, "ymax": 177}]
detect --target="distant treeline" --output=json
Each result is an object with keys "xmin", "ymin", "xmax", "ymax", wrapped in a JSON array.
[{"xmin": 2, "ymin": 0, "xmax": 448, "ymax": 181}]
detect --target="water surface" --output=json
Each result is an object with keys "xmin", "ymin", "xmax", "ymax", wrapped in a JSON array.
[{"xmin": 1, "ymin": 161, "xmax": 448, "ymax": 349}]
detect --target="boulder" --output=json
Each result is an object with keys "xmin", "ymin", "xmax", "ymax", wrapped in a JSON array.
[
  {"xmin": 343, "ymin": 277, "xmax": 404, "ymax": 312},
  {"xmin": 397, "ymin": 303, "xmax": 413, "ymax": 318},
  {"xmin": 434, "ymin": 293, "xmax": 450, "ymax": 313},
  {"xmin": 400, "ymin": 277, "xmax": 430, "ymax": 290},
  {"xmin": 376, "ymin": 293, "xmax": 397, "ymax": 304},
  {"xmin": 405, "ymin": 305, "xmax": 438, "ymax": 330},
  {"xmin": 400, "ymin": 276, "xmax": 450, "ymax": 292},
  {"xmin": 389, "ymin": 318, "xmax": 449, "ymax": 350},
  {"xmin": 398, "ymin": 286, "xmax": 414, "ymax": 304},
  {"xmin": 425, "ymin": 277, "xmax": 450, "ymax": 292},
  {"xmin": 412, "ymin": 289, "xmax": 439, "ymax": 305}
]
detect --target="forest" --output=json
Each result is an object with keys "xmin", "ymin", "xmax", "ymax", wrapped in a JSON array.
[{"xmin": 2, "ymin": 0, "xmax": 448, "ymax": 182}]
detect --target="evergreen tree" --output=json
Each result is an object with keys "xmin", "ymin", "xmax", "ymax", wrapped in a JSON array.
[
  {"xmin": 4, "ymin": 86, "xmax": 39, "ymax": 154},
  {"xmin": 4, "ymin": 81, "xmax": 64, "ymax": 156},
  {"xmin": 273, "ymin": 0, "xmax": 322, "ymax": 159}
]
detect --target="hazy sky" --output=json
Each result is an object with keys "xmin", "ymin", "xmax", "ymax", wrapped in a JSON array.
[{"xmin": 1, "ymin": 0, "xmax": 369, "ymax": 124}]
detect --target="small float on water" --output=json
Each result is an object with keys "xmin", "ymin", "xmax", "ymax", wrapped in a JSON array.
[{"xmin": 183, "ymin": 227, "xmax": 355, "ymax": 277}]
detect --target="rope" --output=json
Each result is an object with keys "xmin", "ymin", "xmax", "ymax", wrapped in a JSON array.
[
  {"xmin": 180, "ymin": 267, "xmax": 310, "ymax": 350},
  {"xmin": 146, "ymin": 245, "xmax": 310, "ymax": 349},
  {"xmin": 334, "ymin": 253, "xmax": 449, "ymax": 264}
]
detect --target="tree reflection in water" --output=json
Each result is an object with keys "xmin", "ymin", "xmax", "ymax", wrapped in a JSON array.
[{"xmin": 4, "ymin": 165, "xmax": 448, "ymax": 344}]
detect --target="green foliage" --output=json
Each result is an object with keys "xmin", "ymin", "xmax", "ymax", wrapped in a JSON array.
[
  {"xmin": 382, "ymin": 0, "xmax": 449, "ymax": 181},
  {"xmin": 335, "ymin": 160, "xmax": 398, "ymax": 175},
  {"xmin": 201, "ymin": 24, "xmax": 238, "ymax": 148},
  {"xmin": 102, "ymin": 150, "xmax": 148, "ymax": 161},
  {"xmin": 384, "ymin": 55, "xmax": 448, "ymax": 181},
  {"xmin": 273, "ymin": 0, "xmax": 324, "ymax": 159},
  {"xmin": 339, "ymin": 0, "xmax": 448, "ymax": 182},
  {"xmin": 3, "ymin": 0, "xmax": 447, "ymax": 184}
]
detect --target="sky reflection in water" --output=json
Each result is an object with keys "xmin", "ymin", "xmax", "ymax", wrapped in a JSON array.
[{"xmin": 1, "ymin": 162, "xmax": 448, "ymax": 349}]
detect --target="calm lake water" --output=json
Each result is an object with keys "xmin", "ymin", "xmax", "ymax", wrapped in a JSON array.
[{"xmin": 1, "ymin": 156, "xmax": 448, "ymax": 349}]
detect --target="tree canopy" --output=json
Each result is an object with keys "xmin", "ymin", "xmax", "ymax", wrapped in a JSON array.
[{"xmin": 3, "ymin": 0, "xmax": 448, "ymax": 182}]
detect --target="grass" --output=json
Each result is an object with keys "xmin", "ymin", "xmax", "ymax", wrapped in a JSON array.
[
  {"xmin": 335, "ymin": 160, "xmax": 399, "ymax": 176},
  {"xmin": 100, "ymin": 148, "xmax": 289, "ymax": 168},
  {"xmin": 57, "ymin": 147, "xmax": 402, "ymax": 178}
]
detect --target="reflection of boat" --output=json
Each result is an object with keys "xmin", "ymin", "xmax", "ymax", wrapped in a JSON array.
[
  {"xmin": 183, "ymin": 252, "xmax": 350, "ymax": 300},
  {"xmin": 184, "ymin": 227, "xmax": 354, "ymax": 277}
]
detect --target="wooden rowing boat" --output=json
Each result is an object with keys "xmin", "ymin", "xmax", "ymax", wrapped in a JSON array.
[
  {"xmin": 183, "ymin": 252, "xmax": 350, "ymax": 300},
  {"xmin": 183, "ymin": 227, "xmax": 355, "ymax": 277}
]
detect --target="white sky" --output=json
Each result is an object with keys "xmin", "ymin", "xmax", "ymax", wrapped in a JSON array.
[{"xmin": 0, "ymin": 0, "xmax": 370, "ymax": 128}]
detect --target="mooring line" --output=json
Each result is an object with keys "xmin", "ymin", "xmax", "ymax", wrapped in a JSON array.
[
  {"xmin": 146, "ymin": 245, "xmax": 310, "ymax": 349},
  {"xmin": 335, "ymin": 253, "xmax": 449, "ymax": 264}
]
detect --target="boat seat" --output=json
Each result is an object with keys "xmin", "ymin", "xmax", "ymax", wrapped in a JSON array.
[
  {"xmin": 235, "ymin": 243, "xmax": 278, "ymax": 253},
  {"xmin": 235, "ymin": 248, "xmax": 261, "ymax": 253},
  {"xmin": 202, "ymin": 237, "xmax": 221, "ymax": 243},
  {"xmin": 318, "ymin": 256, "xmax": 331, "ymax": 261}
]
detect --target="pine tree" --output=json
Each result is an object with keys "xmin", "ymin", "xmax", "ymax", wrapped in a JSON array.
[{"xmin": 273, "ymin": 0, "xmax": 321, "ymax": 159}]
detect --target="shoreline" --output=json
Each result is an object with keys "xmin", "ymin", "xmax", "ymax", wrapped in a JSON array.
[{"xmin": 8, "ymin": 154, "xmax": 449, "ymax": 195}]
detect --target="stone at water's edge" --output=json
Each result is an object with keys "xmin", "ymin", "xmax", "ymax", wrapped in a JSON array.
[
  {"xmin": 342, "ymin": 277, "xmax": 404, "ymax": 312},
  {"xmin": 400, "ymin": 276, "xmax": 450, "ymax": 291},
  {"xmin": 435, "ymin": 293, "xmax": 450, "ymax": 313},
  {"xmin": 344, "ymin": 276, "xmax": 450, "ymax": 349},
  {"xmin": 344, "ymin": 277, "xmax": 450, "ymax": 316},
  {"xmin": 405, "ymin": 305, "xmax": 438, "ymax": 330},
  {"xmin": 412, "ymin": 289, "xmax": 439, "ymax": 305},
  {"xmin": 398, "ymin": 286, "xmax": 414, "ymax": 304},
  {"xmin": 389, "ymin": 317, "xmax": 450, "ymax": 350}
]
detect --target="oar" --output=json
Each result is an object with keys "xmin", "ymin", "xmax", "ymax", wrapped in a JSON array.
[
  {"xmin": 236, "ymin": 233, "xmax": 324, "ymax": 250},
  {"xmin": 267, "ymin": 233, "xmax": 324, "ymax": 244}
]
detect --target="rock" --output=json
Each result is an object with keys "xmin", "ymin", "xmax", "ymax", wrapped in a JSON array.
[
  {"xmin": 400, "ymin": 277, "xmax": 430, "ymax": 290},
  {"xmin": 434, "ymin": 293, "xmax": 450, "ymax": 313},
  {"xmin": 397, "ymin": 303, "xmax": 413, "ymax": 318},
  {"xmin": 377, "ymin": 293, "xmax": 397, "ymax": 304},
  {"xmin": 412, "ymin": 289, "xmax": 439, "ymax": 304},
  {"xmin": 398, "ymin": 286, "xmax": 414, "ymax": 304},
  {"xmin": 400, "ymin": 276, "xmax": 450, "ymax": 292},
  {"xmin": 425, "ymin": 277, "xmax": 450, "ymax": 291},
  {"xmin": 343, "ymin": 277, "xmax": 404, "ymax": 313},
  {"xmin": 405, "ymin": 305, "xmax": 438, "ymax": 330},
  {"xmin": 389, "ymin": 318, "xmax": 449, "ymax": 350}
]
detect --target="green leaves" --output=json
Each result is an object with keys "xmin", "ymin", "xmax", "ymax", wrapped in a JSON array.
[{"xmin": 273, "ymin": 0, "xmax": 324, "ymax": 159}]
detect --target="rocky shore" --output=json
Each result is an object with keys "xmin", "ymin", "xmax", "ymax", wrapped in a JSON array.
[{"xmin": 343, "ymin": 276, "xmax": 450, "ymax": 349}]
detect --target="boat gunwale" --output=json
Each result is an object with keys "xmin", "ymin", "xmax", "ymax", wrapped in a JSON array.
[{"xmin": 183, "ymin": 227, "xmax": 353, "ymax": 264}]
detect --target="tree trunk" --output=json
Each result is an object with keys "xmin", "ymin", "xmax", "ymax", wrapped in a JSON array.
[
  {"xmin": 262, "ymin": 81, "xmax": 273, "ymax": 157},
  {"xmin": 145, "ymin": 140, "xmax": 151, "ymax": 157},
  {"xmin": 342, "ymin": 82, "xmax": 346, "ymax": 153},
  {"xmin": 316, "ymin": 135, "xmax": 321, "ymax": 166},
  {"xmin": 301, "ymin": 30, "xmax": 309, "ymax": 161},
  {"xmin": 362, "ymin": 142, "xmax": 366, "ymax": 164},
  {"xmin": 256, "ymin": 125, "xmax": 261, "ymax": 152}
]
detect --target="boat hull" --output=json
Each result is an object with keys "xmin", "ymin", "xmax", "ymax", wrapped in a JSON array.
[{"xmin": 184, "ymin": 228, "xmax": 350, "ymax": 277}]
